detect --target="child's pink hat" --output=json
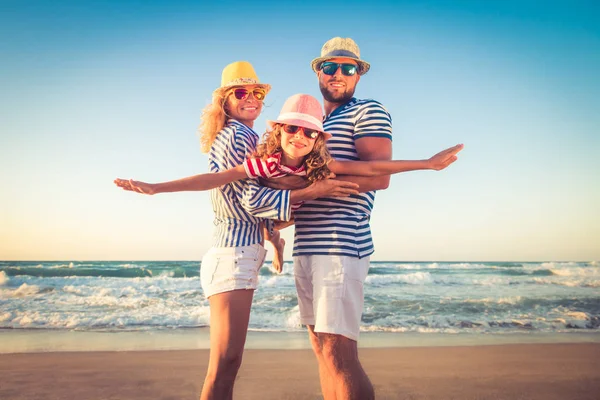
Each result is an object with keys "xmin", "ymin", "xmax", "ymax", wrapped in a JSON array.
[{"xmin": 267, "ymin": 94, "xmax": 332, "ymax": 140}]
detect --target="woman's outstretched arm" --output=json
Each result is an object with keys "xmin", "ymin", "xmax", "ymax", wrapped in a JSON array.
[{"xmin": 114, "ymin": 164, "xmax": 247, "ymax": 195}]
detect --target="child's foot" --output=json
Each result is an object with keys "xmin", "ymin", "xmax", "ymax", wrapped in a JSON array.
[{"xmin": 272, "ymin": 238, "xmax": 285, "ymax": 274}]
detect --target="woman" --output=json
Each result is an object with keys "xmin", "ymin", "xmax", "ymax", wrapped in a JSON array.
[
  {"xmin": 198, "ymin": 61, "xmax": 289, "ymax": 400},
  {"xmin": 115, "ymin": 61, "xmax": 358, "ymax": 399}
]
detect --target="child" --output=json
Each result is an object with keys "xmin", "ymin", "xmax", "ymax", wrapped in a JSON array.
[{"xmin": 115, "ymin": 94, "xmax": 463, "ymax": 272}]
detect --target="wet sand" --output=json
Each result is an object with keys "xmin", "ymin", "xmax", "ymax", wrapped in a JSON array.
[{"xmin": 1, "ymin": 343, "xmax": 599, "ymax": 399}]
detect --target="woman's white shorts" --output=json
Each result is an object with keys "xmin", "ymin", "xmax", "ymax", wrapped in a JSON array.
[{"xmin": 200, "ymin": 243, "xmax": 267, "ymax": 298}]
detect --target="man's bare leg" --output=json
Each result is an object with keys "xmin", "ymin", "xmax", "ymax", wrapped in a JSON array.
[
  {"xmin": 307, "ymin": 325, "xmax": 337, "ymax": 400},
  {"xmin": 319, "ymin": 332, "xmax": 374, "ymax": 400}
]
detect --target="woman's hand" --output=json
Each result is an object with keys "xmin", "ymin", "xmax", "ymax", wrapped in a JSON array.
[
  {"xmin": 114, "ymin": 178, "xmax": 157, "ymax": 195},
  {"xmin": 427, "ymin": 144, "xmax": 464, "ymax": 171}
]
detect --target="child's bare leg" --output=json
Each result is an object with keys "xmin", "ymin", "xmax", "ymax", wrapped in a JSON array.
[
  {"xmin": 263, "ymin": 223, "xmax": 285, "ymax": 273},
  {"xmin": 271, "ymin": 229, "xmax": 285, "ymax": 274}
]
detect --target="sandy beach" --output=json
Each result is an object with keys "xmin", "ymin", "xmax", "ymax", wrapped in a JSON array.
[{"xmin": 2, "ymin": 343, "xmax": 599, "ymax": 400}]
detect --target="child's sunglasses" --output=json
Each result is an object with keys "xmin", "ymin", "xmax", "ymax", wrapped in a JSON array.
[
  {"xmin": 230, "ymin": 87, "xmax": 267, "ymax": 101},
  {"xmin": 281, "ymin": 124, "xmax": 320, "ymax": 140},
  {"xmin": 320, "ymin": 62, "xmax": 358, "ymax": 76}
]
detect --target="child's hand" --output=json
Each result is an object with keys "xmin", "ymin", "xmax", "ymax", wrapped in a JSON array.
[
  {"xmin": 427, "ymin": 144, "xmax": 464, "ymax": 171},
  {"xmin": 260, "ymin": 175, "xmax": 310, "ymax": 190},
  {"xmin": 114, "ymin": 178, "xmax": 157, "ymax": 195},
  {"xmin": 310, "ymin": 179, "xmax": 359, "ymax": 198}
]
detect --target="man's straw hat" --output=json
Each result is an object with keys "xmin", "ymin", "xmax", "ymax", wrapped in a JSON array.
[
  {"xmin": 214, "ymin": 61, "xmax": 271, "ymax": 95},
  {"xmin": 310, "ymin": 37, "xmax": 370, "ymax": 76}
]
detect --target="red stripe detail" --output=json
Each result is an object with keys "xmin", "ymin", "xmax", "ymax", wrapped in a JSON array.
[
  {"xmin": 246, "ymin": 159, "xmax": 257, "ymax": 177},
  {"xmin": 256, "ymin": 159, "xmax": 267, "ymax": 177},
  {"xmin": 267, "ymin": 157, "xmax": 279, "ymax": 175}
]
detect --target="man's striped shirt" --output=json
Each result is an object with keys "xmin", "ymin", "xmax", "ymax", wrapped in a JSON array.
[
  {"xmin": 293, "ymin": 98, "xmax": 393, "ymax": 258},
  {"xmin": 208, "ymin": 120, "xmax": 292, "ymax": 247}
]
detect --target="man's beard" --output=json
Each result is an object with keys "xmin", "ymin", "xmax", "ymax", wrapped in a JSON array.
[{"xmin": 319, "ymin": 80, "xmax": 355, "ymax": 104}]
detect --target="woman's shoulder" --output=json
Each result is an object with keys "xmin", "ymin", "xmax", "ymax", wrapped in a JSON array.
[
  {"xmin": 215, "ymin": 120, "xmax": 259, "ymax": 158},
  {"xmin": 223, "ymin": 120, "xmax": 252, "ymax": 138}
]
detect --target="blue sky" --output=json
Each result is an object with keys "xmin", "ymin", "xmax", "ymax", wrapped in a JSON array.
[{"xmin": 1, "ymin": 0, "xmax": 599, "ymax": 261}]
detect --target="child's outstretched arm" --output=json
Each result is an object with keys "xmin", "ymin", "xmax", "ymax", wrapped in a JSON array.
[
  {"xmin": 329, "ymin": 144, "xmax": 464, "ymax": 176},
  {"xmin": 114, "ymin": 164, "xmax": 247, "ymax": 195}
]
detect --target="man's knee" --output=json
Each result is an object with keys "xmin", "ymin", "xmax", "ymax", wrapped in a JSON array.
[
  {"xmin": 307, "ymin": 325, "xmax": 323, "ymax": 356},
  {"xmin": 319, "ymin": 333, "xmax": 357, "ymax": 372}
]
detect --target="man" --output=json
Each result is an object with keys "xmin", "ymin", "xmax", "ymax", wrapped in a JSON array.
[{"xmin": 293, "ymin": 37, "xmax": 393, "ymax": 400}]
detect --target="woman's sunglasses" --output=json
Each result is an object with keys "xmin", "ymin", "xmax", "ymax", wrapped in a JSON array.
[
  {"xmin": 230, "ymin": 87, "xmax": 267, "ymax": 101},
  {"xmin": 281, "ymin": 124, "xmax": 320, "ymax": 140},
  {"xmin": 320, "ymin": 62, "xmax": 358, "ymax": 76}
]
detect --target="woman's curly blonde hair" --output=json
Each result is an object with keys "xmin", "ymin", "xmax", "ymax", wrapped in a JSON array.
[
  {"xmin": 198, "ymin": 91, "xmax": 228, "ymax": 153},
  {"xmin": 253, "ymin": 124, "xmax": 333, "ymax": 182}
]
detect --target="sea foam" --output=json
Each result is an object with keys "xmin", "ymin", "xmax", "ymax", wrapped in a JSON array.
[
  {"xmin": 13, "ymin": 283, "xmax": 41, "ymax": 297},
  {"xmin": 0, "ymin": 271, "xmax": 8, "ymax": 285},
  {"xmin": 2, "ymin": 260, "xmax": 598, "ymax": 333}
]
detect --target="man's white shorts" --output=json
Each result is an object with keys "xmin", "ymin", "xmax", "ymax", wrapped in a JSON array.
[
  {"xmin": 201, "ymin": 243, "xmax": 267, "ymax": 298},
  {"xmin": 293, "ymin": 254, "xmax": 370, "ymax": 341}
]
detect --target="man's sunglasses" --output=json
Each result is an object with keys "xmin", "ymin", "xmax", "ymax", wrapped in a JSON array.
[
  {"xmin": 281, "ymin": 124, "xmax": 320, "ymax": 140},
  {"xmin": 320, "ymin": 62, "xmax": 358, "ymax": 76},
  {"xmin": 230, "ymin": 87, "xmax": 267, "ymax": 101}
]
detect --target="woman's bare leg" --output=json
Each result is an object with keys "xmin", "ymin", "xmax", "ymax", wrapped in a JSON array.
[{"xmin": 200, "ymin": 289, "xmax": 254, "ymax": 400}]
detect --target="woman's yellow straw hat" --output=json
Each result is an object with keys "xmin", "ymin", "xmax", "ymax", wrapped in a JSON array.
[{"xmin": 214, "ymin": 61, "xmax": 271, "ymax": 95}]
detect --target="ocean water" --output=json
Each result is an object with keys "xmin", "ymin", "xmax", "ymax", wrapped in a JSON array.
[{"xmin": 1, "ymin": 261, "xmax": 599, "ymax": 335}]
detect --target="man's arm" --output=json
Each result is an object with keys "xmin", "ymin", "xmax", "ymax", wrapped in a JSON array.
[{"xmin": 335, "ymin": 136, "xmax": 392, "ymax": 192}]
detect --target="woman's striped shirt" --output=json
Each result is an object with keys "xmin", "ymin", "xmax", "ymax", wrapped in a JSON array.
[
  {"xmin": 208, "ymin": 120, "xmax": 292, "ymax": 247},
  {"xmin": 292, "ymin": 98, "xmax": 393, "ymax": 258}
]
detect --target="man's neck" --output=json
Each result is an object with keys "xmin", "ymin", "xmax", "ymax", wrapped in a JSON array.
[
  {"xmin": 323, "ymin": 99, "xmax": 343, "ymax": 116},
  {"xmin": 323, "ymin": 97, "xmax": 355, "ymax": 116}
]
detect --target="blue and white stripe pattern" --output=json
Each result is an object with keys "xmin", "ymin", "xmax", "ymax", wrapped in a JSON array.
[
  {"xmin": 209, "ymin": 120, "xmax": 291, "ymax": 247},
  {"xmin": 293, "ymin": 98, "xmax": 392, "ymax": 258}
]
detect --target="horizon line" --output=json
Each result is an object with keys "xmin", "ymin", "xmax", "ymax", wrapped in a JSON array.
[{"xmin": 1, "ymin": 259, "xmax": 597, "ymax": 263}]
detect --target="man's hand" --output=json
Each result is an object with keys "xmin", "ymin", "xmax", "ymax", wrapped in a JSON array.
[{"xmin": 427, "ymin": 144, "xmax": 464, "ymax": 171}]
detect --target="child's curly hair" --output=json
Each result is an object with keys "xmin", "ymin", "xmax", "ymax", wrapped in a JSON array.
[{"xmin": 253, "ymin": 124, "xmax": 333, "ymax": 182}]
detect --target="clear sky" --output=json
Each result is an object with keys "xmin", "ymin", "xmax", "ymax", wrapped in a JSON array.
[{"xmin": 1, "ymin": 0, "xmax": 599, "ymax": 261}]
